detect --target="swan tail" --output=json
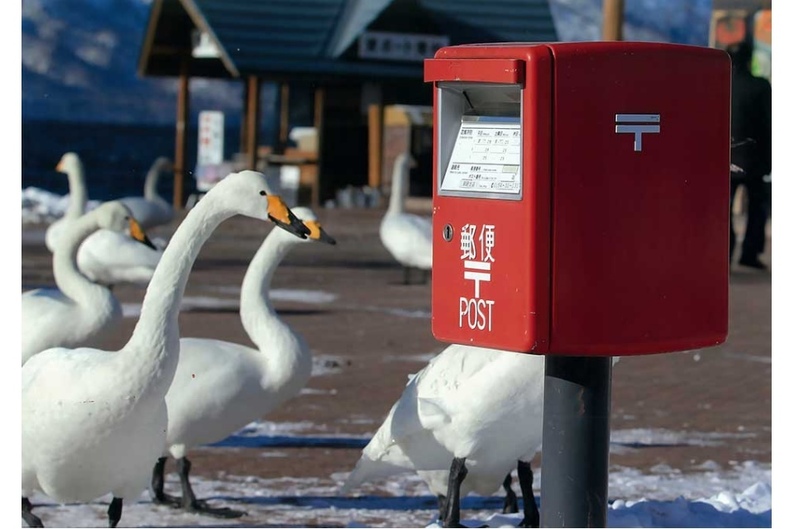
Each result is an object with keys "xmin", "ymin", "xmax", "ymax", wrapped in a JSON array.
[{"xmin": 340, "ymin": 455, "xmax": 410, "ymax": 495}]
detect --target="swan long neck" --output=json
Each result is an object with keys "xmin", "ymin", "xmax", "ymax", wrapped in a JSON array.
[
  {"xmin": 127, "ymin": 196, "xmax": 228, "ymax": 358},
  {"xmin": 239, "ymin": 231, "xmax": 292, "ymax": 345},
  {"xmin": 52, "ymin": 214, "xmax": 110, "ymax": 304},
  {"xmin": 387, "ymin": 157, "xmax": 408, "ymax": 215},
  {"xmin": 239, "ymin": 231, "xmax": 311, "ymax": 391},
  {"xmin": 65, "ymin": 164, "xmax": 88, "ymax": 219},
  {"xmin": 143, "ymin": 162, "xmax": 164, "ymax": 202}
]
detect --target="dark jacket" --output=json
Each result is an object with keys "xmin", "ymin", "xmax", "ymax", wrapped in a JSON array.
[{"xmin": 730, "ymin": 67, "xmax": 772, "ymax": 181}]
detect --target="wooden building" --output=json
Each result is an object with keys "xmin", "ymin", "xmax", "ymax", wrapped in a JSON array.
[{"xmin": 138, "ymin": 0, "xmax": 558, "ymax": 208}]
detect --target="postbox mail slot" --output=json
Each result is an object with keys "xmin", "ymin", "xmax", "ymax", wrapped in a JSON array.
[{"xmin": 426, "ymin": 42, "xmax": 730, "ymax": 357}]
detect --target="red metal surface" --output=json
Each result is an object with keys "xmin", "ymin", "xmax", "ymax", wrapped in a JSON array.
[
  {"xmin": 428, "ymin": 46, "xmax": 553, "ymax": 353},
  {"xmin": 424, "ymin": 58, "xmax": 524, "ymax": 84},
  {"xmin": 548, "ymin": 42, "xmax": 731, "ymax": 355},
  {"xmin": 425, "ymin": 42, "xmax": 731, "ymax": 356}
]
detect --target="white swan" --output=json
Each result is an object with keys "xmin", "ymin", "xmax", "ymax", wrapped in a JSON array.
[
  {"xmin": 44, "ymin": 152, "xmax": 88, "ymax": 253},
  {"xmin": 22, "ymin": 201, "xmax": 156, "ymax": 366},
  {"xmin": 76, "ymin": 229, "xmax": 164, "ymax": 287},
  {"xmin": 379, "ymin": 153, "xmax": 432, "ymax": 284},
  {"xmin": 44, "ymin": 153, "xmax": 165, "ymax": 287},
  {"xmin": 149, "ymin": 206, "xmax": 336, "ymax": 517},
  {"xmin": 341, "ymin": 344, "xmax": 545, "ymax": 527},
  {"xmin": 118, "ymin": 156, "xmax": 175, "ymax": 230},
  {"xmin": 21, "ymin": 170, "xmax": 310, "ymax": 528}
]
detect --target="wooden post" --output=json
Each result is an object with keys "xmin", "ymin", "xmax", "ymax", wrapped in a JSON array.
[
  {"xmin": 602, "ymin": 0, "xmax": 625, "ymax": 41},
  {"xmin": 173, "ymin": 57, "xmax": 190, "ymax": 210},
  {"xmin": 245, "ymin": 75, "xmax": 261, "ymax": 170},
  {"xmin": 240, "ymin": 79, "xmax": 249, "ymax": 160},
  {"xmin": 312, "ymin": 86, "xmax": 325, "ymax": 208},
  {"xmin": 279, "ymin": 83, "xmax": 290, "ymax": 153},
  {"xmin": 368, "ymin": 103, "xmax": 383, "ymax": 190}
]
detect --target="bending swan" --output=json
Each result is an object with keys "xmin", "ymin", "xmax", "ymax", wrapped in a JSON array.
[
  {"xmin": 341, "ymin": 345, "xmax": 545, "ymax": 527},
  {"xmin": 21, "ymin": 171, "xmax": 309, "ymax": 528},
  {"xmin": 118, "ymin": 156, "xmax": 175, "ymax": 231},
  {"xmin": 45, "ymin": 152, "xmax": 165, "ymax": 287}
]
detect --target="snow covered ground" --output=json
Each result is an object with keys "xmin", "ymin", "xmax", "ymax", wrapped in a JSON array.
[{"xmin": 20, "ymin": 420, "xmax": 772, "ymax": 528}]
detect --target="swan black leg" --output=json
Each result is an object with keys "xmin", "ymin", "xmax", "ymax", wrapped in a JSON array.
[
  {"xmin": 150, "ymin": 457, "xmax": 181, "ymax": 506},
  {"xmin": 502, "ymin": 472, "xmax": 519, "ymax": 514},
  {"xmin": 22, "ymin": 497, "xmax": 43, "ymax": 528},
  {"xmin": 107, "ymin": 497, "xmax": 123, "ymax": 528},
  {"xmin": 516, "ymin": 461, "xmax": 540, "ymax": 528},
  {"xmin": 441, "ymin": 457, "xmax": 468, "ymax": 528},
  {"xmin": 176, "ymin": 457, "xmax": 247, "ymax": 518},
  {"xmin": 403, "ymin": 266, "xmax": 412, "ymax": 285},
  {"xmin": 437, "ymin": 494, "xmax": 448, "ymax": 521}
]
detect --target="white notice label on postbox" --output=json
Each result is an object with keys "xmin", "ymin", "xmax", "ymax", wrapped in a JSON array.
[{"xmin": 441, "ymin": 116, "xmax": 521, "ymax": 195}]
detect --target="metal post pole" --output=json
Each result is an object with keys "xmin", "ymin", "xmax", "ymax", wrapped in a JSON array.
[{"xmin": 540, "ymin": 356, "xmax": 612, "ymax": 527}]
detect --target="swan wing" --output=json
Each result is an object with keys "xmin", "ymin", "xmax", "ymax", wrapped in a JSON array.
[
  {"xmin": 21, "ymin": 289, "xmax": 73, "ymax": 364},
  {"xmin": 380, "ymin": 213, "xmax": 433, "ymax": 269},
  {"xmin": 165, "ymin": 338, "xmax": 264, "ymax": 449}
]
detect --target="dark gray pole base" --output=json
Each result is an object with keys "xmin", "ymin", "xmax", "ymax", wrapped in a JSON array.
[{"xmin": 540, "ymin": 356, "xmax": 613, "ymax": 528}]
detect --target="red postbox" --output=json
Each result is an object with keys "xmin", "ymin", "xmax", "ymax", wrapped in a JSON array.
[{"xmin": 425, "ymin": 42, "xmax": 731, "ymax": 356}]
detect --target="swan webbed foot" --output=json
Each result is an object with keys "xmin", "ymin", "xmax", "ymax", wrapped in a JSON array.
[
  {"xmin": 184, "ymin": 499, "xmax": 247, "ymax": 518},
  {"xmin": 22, "ymin": 497, "xmax": 44, "ymax": 528},
  {"xmin": 151, "ymin": 490, "xmax": 183, "ymax": 507},
  {"xmin": 174, "ymin": 456, "xmax": 247, "ymax": 518}
]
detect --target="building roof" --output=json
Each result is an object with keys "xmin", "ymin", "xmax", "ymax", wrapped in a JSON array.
[{"xmin": 139, "ymin": 0, "xmax": 558, "ymax": 81}]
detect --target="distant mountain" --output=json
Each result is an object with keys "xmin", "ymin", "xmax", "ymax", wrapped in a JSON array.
[
  {"xmin": 21, "ymin": 0, "xmax": 712, "ymax": 124},
  {"xmin": 21, "ymin": 0, "xmax": 262, "ymax": 124}
]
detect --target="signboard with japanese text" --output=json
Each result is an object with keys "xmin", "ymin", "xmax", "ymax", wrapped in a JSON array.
[{"xmin": 198, "ymin": 111, "xmax": 224, "ymax": 166}]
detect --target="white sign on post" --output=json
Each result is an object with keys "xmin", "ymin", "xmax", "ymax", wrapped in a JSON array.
[
  {"xmin": 198, "ymin": 111, "xmax": 225, "ymax": 165},
  {"xmin": 459, "ymin": 223, "xmax": 496, "ymax": 331}
]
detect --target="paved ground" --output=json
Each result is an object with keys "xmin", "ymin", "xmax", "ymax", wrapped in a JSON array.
[{"xmin": 20, "ymin": 205, "xmax": 772, "ymax": 526}]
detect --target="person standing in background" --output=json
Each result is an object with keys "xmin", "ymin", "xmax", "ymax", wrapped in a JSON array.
[{"xmin": 727, "ymin": 40, "xmax": 772, "ymax": 270}]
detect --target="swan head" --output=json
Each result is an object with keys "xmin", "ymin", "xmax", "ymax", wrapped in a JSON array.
[
  {"xmin": 94, "ymin": 201, "xmax": 158, "ymax": 250},
  {"xmin": 152, "ymin": 156, "xmax": 173, "ymax": 172},
  {"xmin": 395, "ymin": 152, "xmax": 417, "ymax": 170},
  {"xmin": 56, "ymin": 152, "xmax": 83, "ymax": 175},
  {"xmin": 212, "ymin": 170, "xmax": 311, "ymax": 239},
  {"xmin": 290, "ymin": 206, "xmax": 336, "ymax": 245}
]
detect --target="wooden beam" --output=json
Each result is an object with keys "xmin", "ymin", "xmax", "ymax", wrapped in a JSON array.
[
  {"xmin": 173, "ymin": 57, "xmax": 190, "ymax": 210},
  {"xmin": 602, "ymin": 0, "xmax": 625, "ymax": 41},
  {"xmin": 367, "ymin": 103, "xmax": 383, "ymax": 190},
  {"xmin": 279, "ymin": 83, "xmax": 290, "ymax": 153},
  {"xmin": 245, "ymin": 75, "xmax": 261, "ymax": 170}
]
